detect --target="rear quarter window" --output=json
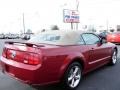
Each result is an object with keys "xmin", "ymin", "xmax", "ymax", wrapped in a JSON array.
[{"xmin": 28, "ymin": 34, "xmax": 61, "ymax": 43}]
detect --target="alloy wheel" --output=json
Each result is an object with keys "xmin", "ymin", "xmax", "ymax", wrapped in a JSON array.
[
  {"xmin": 112, "ymin": 51, "xmax": 117, "ymax": 64},
  {"xmin": 67, "ymin": 66, "xmax": 81, "ymax": 88}
]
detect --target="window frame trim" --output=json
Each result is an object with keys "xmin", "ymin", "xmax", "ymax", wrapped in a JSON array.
[{"xmin": 77, "ymin": 35, "xmax": 86, "ymax": 45}]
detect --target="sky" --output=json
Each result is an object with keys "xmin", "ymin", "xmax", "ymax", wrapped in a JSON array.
[{"xmin": 0, "ymin": 0, "xmax": 120, "ymax": 33}]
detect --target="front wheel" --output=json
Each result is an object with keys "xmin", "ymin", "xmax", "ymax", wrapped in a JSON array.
[
  {"xmin": 62, "ymin": 62, "xmax": 82, "ymax": 90},
  {"xmin": 110, "ymin": 50, "xmax": 117, "ymax": 65}
]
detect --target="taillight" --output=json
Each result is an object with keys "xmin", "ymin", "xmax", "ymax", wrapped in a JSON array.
[
  {"xmin": 23, "ymin": 53, "xmax": 40, "ymax": 65},
  {"xmin": 2, "ymin": 48, "xmax": 7, "ymax": 57},
  {"xmin": 6, "ymin": 49, "xmax": 41, "ymax": 65}
]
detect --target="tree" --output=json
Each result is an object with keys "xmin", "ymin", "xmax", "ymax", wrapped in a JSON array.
[
  {"xmin": 110, "ymin": 29, "xmax": 114, "ymax": 32},
  {"xmin": 26, "ymin": 29, "xmax": 32, "ymax": 34},
  {"xmin": 50, "ymin": 25, "xmax": 59, "ymax": 30},
  {"xmin": 41, "ymin": 29, "xmax": 46, "ymax": 32}
]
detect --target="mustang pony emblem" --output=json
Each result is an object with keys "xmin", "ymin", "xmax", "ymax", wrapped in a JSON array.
[{"xmin": 10, "ymin": 50, "xmax": 16, "ymax": 58}]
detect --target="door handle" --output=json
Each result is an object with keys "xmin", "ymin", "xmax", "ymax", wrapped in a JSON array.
[{"xmin": 91, "ymin": 48, "xmax": 94, "ymax": 50}]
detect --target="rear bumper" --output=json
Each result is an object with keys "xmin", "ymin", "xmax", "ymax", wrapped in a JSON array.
[
  {"xmin": 2, "ymin": 69, "xmax": 33, "ymax": 85},
  {"xmin": 0, "ymin": 56, "xmax": 43, "ymax": 85}
]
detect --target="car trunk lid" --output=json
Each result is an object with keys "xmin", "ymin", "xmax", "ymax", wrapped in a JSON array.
[{"xmin": 2, "ymin": 41, "xmax": 43, "ymax": 65}]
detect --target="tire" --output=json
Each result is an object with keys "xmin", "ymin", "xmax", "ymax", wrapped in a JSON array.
[
  {"xmin": 110, "ymin": 49, "xmax": 117, "ymax": 65},
  {"xmin": 62, "ymin": 62, "xmax": 82, "ymax": 90}
]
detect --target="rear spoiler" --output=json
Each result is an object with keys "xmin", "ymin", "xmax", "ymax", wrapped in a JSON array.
[{"xmin": 5, "ymin": 41, "xmax": 44, "ymax": 47}]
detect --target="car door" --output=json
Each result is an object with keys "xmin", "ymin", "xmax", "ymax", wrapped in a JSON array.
[{"xmin": 81, "ymin": 33, "xmax": 110, "ymax": 70}]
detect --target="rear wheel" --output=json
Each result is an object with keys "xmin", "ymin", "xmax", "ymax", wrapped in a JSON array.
[
  {"xmin": 110, "ymin": 50, "xmax": 117, "ymax": 65},
  {"xmin": 62, "ymin": 62, "xmax": 82, "ymax": 90}
]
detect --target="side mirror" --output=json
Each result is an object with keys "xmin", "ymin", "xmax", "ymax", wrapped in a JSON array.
[{"xmin": 100, "ymin": 38, "xmax": 107, "ymax": 44}]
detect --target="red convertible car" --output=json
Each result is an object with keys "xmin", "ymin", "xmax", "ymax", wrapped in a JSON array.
[
  {"xmin": 0, "ymin": 30, "xmax": 118, "ymax": 90},
  {"xmin": 107, "ymin": 32, "xmax": 120, "ymax": 43}
]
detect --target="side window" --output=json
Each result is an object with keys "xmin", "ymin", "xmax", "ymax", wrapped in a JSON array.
[
  {"xmin": 77, "ymin": 35, "xmax": 85, "ymax": 45},
  {"xmin": 82, "ymin": 33, "xmax": 100, "ymax": 45}
]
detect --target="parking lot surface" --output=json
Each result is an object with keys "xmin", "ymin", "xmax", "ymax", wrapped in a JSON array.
[{"xmin": 0, "ymin": 39, "xmax": 120, "ymax": 90}]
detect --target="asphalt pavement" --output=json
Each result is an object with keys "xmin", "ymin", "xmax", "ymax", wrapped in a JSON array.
[{"xmin": 0, "ymin": 39, "xmax": 120, "ymax": 90}]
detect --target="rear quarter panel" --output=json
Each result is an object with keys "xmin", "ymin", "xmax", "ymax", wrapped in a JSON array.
[{"xmin": 39, "ymin": 45, "xmax": 90, "ymax": 83}]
